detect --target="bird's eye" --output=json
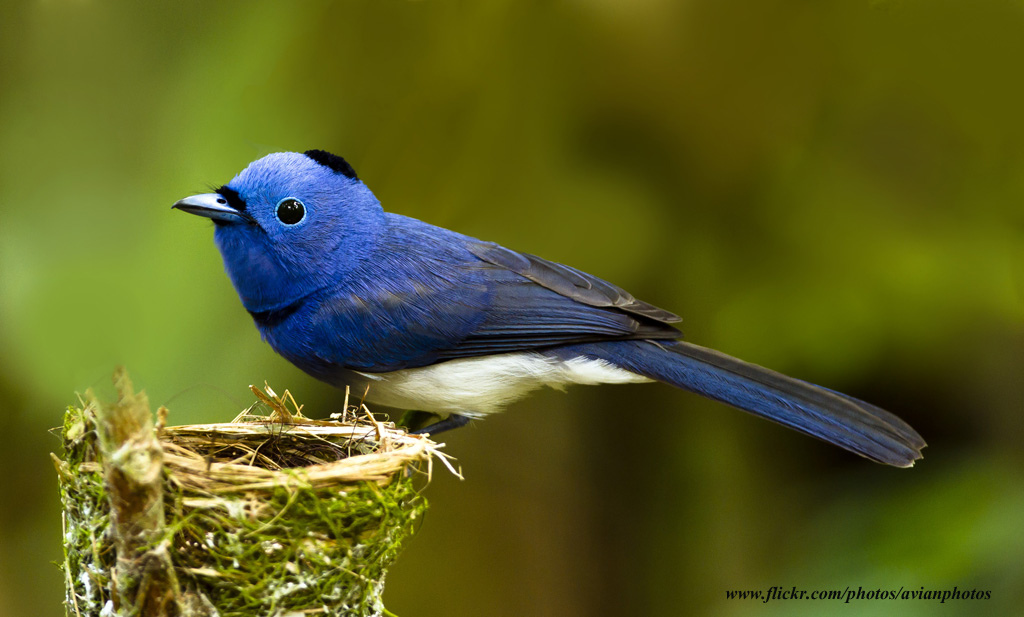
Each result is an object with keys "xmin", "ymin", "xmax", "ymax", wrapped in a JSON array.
[{"xmin": 276, "ymin": 198, "xmax": 306, "ymax": 225}]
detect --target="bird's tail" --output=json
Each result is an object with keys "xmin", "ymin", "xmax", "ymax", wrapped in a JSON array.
[{"xmin": 566, "ymin": 339, "xmax": 926, "ymax": 467}]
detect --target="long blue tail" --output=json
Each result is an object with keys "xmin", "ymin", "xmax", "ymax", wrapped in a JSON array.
[{"xmin": 560, "ymin": 339, "xmax": 926, "ymax": 467}]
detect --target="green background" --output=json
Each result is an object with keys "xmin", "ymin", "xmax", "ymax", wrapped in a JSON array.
[{"xmin": 2, "ymin": 1, "xmax": 1022, "ymax": 616}]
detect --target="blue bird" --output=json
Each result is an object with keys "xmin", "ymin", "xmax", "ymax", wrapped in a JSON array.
[{"xmin": 174, "ymin": 150, "xmax": 925, "ymax": 466}]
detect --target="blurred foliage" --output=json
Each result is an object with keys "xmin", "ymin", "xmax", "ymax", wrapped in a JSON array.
[{"xmin": 1, "ymin": 1, "xmax": 1022, "ymax": 616}]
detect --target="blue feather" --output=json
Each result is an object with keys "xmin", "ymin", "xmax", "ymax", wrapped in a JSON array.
[{"xmin": 552, "ymin": 340, "xmax": 926, "ymax": 466}]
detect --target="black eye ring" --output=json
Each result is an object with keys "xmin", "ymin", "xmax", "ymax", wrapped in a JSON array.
[{"xmin": 276, "ymin": 198, "xmax": 306, "ymax": 225}]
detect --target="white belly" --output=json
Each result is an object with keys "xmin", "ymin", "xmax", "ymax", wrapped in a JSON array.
[{"xmin": 356, "ymin": 352, "xmax": 651, "ymax": 417}]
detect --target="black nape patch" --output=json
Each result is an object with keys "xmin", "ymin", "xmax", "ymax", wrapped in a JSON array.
[
  {"xmin": 215, "ymin": 185, "xmax": 247, "ymax": 212},
  {"xmin": 304, "ymin": 149, "xmax": 359, "ymax": 180}
]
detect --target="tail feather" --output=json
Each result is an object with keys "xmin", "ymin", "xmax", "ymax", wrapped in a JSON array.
[{"xmin": 569, "ymin": 340, "xmax": 926, "ymax": 467}]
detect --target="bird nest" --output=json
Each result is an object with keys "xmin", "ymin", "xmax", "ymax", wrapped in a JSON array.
[{"xmin": 53, "ymin": 370, "xmax": 456, "ymax": 617}]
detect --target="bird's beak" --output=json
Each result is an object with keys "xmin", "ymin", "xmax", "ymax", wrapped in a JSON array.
[{"xmin": 172, "ymin": 193, "xmax": 255, "ymax": 224}]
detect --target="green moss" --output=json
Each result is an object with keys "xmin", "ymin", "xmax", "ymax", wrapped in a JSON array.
[
  {"xmin": 168, "ymin": 480, "xmax": 426, "ymax": 615},
  {"xmin": 57, "ymin": 403, "xmax": 116, "ymax": 616}
]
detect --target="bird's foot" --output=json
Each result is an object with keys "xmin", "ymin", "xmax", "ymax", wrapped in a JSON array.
[{"xmin": 409, "ymin": 413, "xmax": 471, "ymax": 436}]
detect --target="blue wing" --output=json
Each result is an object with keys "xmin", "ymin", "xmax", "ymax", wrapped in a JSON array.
[{"xmin": 259, "ymin": 215, "xmax": 682, "ymax": 373}]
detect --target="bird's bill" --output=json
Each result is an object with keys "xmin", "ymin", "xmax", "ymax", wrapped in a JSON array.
[{"xmin": 172, "ymin": 193, "xmax": 255, "ymax": 224}]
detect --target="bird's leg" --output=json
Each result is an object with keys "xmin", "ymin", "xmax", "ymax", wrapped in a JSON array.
[{"xmin": 410, "ymin": 413, "xmax": 471, "ymax": 436}]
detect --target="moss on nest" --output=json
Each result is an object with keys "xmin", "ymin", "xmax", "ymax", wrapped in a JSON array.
[{"xmin": 54, "ymin": 369, "xmax": 456, "ymax": 617}]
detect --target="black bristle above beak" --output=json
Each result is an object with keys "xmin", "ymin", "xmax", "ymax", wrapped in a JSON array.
[{"xmin": 215, "ymin": 185, "xmax": 248, "ymax": 212}]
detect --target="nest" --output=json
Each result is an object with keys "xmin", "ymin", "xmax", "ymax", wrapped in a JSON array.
[{"xmin": 54, "ymin": 370, "xmax": 456, "ymax": 617}]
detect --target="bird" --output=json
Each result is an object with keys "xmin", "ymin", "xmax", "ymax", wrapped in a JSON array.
[{"xmin": 173, "ymin": 149, "xmax": 925, "ymax": 467}]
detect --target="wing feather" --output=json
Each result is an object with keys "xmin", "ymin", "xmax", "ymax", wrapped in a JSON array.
[{"xmin": 467, "ymin": 240, "xmax": 682, "ymax": 323}]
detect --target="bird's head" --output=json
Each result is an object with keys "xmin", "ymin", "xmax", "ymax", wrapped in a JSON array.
[{"xmin": 174, "ymin": 150, "xmax": 385, "ymax": 313}]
